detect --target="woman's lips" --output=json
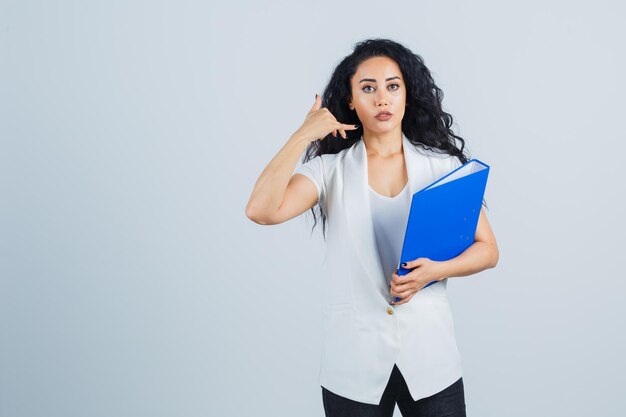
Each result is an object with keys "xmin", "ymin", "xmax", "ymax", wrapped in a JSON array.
[{"xmin": 375, "ymin": 113, "xmax": 392, "ymax": 121}]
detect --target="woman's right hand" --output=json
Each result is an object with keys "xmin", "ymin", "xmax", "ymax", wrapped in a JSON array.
[{"xmin": 294, "ymin": 94, "xmax": 359, "ymax": 143}]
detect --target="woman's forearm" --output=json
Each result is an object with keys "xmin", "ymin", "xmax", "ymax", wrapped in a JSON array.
[
  {"xmin": 437, "ymin": 241, "xmax": 499, "ymax": 280},
  {"xmin": 245, "ymin": 132, "xmax": 311, "ymax": 222}
]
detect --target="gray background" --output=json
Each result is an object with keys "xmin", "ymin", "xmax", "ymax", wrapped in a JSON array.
[{"xmin": 2, "ymin": 1, "xmax": 625, "ymax": 416}]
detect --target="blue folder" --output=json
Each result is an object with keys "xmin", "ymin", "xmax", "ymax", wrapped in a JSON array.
[{"xmin": 393, "ymin": 159, "xmax": 490, "ymax": 302}]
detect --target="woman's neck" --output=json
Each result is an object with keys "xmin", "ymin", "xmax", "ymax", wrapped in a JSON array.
[{"xmin": 363, "ymin": 130, "xmax": 403, "ymax": 158}]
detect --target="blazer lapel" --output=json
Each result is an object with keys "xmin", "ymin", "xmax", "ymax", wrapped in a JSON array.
[{"xmin": 342, "ymin": 133, "xmax": 422, "ymax": 300}]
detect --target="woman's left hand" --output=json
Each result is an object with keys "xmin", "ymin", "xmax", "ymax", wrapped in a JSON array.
[{"xmin": 389, "ymin": 258, "xmax": 446, "ymax": 305}]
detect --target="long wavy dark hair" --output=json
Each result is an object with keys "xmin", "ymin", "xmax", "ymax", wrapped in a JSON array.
[{"xmin": 302, "ymin": 38, "xmax": 487, "ymax": 240}]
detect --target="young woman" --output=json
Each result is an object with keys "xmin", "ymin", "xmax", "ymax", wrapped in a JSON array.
[{"xmin": 246, "ymin": 38, "xmax": 499, "ymax": 417}]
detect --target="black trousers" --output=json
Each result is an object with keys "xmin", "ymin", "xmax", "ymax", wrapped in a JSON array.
[{"xmin": 321, "ymin": 364, "xmax": 467, "ymax": 417}]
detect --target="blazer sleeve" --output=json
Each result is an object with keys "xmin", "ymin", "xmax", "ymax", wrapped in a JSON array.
[{"xmin": 293, "ymin": 155, "xmax": 325, "ymax": 206}]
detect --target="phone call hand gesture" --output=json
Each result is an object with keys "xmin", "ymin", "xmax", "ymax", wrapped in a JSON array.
[{"xmin": 294, "ymin": 94, "xmax": 359, "ymax": 143}]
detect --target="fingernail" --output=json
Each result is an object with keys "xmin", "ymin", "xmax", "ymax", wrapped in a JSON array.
[{"xmin": 401, "ymin": 263, "xmax": 407, "ymax": 267}]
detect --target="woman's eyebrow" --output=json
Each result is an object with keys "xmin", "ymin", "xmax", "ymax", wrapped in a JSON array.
[{"xmin": 359, "ymin": 76, "xmax": 401, "ymax": 83}]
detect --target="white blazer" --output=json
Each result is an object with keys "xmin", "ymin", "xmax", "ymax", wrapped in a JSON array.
[{"xmin": 314, "ymin": 132, "xmax": 464, "ymax": 405}]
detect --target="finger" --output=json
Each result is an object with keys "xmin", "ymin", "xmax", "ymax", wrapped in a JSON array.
[
  {"xmin": 391, "ymin": 292, "xmax": 402, "ymax": 304},
  {"xmin": 400, "ymin": 257, "xmax": 426, "ymax": 270},
  {"xmin": 332, "ymin": 129, "xmax": 337, "ymax": 138},
  {"xmin": 335, "ymin": 123, "xmax": 359, "ymax": 132},
  {"xmin": 392, "ymin": 290, "xmax": 416, "ymax": 305},
  {"xmin": 394, "ymin": 281, "xmax": 413, "ymax": 293},
  {"xmin": 389, "ymin": 281, "xmax": 400, "ymax": 296},
  {"xmin": 390, "ymin": 281, "xmax": 411, "ymax": 295},
  {"xmin": 392, "ymin": 295, "xmax": 405, "ymax": 305},
  {"xmin": 392, "ymin": 272, "xmax": 407, "ymax": 286},
  {"xmin": 398, "ymin": 287, "xmax": 417, "ymax": 299},
  {"xmin": 310, "ymin": 94, "xmax": 322, "ymax": 113},
  {"xmin": 395, "ymin": 292, "xmax": 416, "ymax": 305},
  {"xmin": 339, "ymin": 128, "xmax": 346, "ymax": 139}
]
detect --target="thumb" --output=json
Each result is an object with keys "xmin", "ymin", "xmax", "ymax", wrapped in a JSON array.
[
  {"xmin": 309, "ymin": 93, "xmax": 322, "ymax": 113},
  {"xmin": 400, "ymin": 258, "xmax": 426, "ymax": 269}
]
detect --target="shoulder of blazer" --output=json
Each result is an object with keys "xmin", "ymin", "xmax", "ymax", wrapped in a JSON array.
[
  {"xmin": 407, "ymin": 142, "xmax": 462, "ymax": 169},
  {"xmin": 321, "ymin": 145, "xmax": 353, "ymax": 161},
  {"xmin": 317, "ymin": 145, "xmax": 353, "ymax": 172},
  {"xmin": 408, "ymin": 142, "xmax": 452, "ymax": 159}
]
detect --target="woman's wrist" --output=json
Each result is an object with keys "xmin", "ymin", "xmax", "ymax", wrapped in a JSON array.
[
  {"xmin": 436, "ymin": 260, "xmax": 452, "ymax": 281},
  {"xmin": 289, "ymin": 130, "xmax": 314, "ymax": 147}
]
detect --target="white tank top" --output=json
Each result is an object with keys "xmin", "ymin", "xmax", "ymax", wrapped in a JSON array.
[{"xmin": 368, "ymin": 181, "xmax": 411, "ymax": 288}]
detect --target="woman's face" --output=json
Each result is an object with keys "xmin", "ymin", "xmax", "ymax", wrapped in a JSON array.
[{"xmin": 349, "ymin": 56, "xmax": 407, "ymax": 135}]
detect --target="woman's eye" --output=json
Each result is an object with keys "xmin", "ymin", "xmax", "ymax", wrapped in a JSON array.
[{"xmin": 362, "ymin": 84, "xmax": 399, "ymax": 92}]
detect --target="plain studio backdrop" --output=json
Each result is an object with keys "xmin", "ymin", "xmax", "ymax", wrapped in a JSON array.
[{"xmin": 1, "ymin": 1, "xmax": 625, "ymax": 416}]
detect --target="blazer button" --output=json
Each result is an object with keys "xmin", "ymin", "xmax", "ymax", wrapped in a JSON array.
[{"xmin": 387, "ymin": 307, "xmax": 394, "ymax": 315}]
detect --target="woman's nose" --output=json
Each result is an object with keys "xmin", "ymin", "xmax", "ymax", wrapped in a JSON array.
[{"xmin": 375, "ymin": 92, "xmax": 389, "ymax": 106}]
